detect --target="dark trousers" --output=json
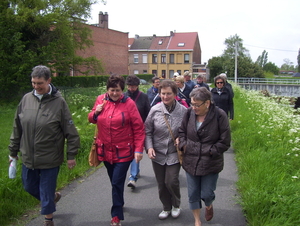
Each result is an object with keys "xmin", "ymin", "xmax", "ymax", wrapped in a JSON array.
[
  {"xmin": 22, "ymin": 164, "xmax": 60, "ymax": 215},
  {"xmin": 104, "ymin": 161, "xmax": 131, "ymax": 220},
  {"xmin": 152, "ymin": 161, "xmax": 181, "ymax": 211}
]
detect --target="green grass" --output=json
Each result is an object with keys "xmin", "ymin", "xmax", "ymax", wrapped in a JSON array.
[{"xmin": 231, "ymin": 84, "xmax": 300, "ymax": 226}]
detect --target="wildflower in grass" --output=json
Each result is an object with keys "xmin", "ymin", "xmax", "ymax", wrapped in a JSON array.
[
  {"xmin": 292, "ymin": 176, "xmax": 298, "ymax": 179},
  {"xmin": 72, "ymin": 112, "xmax": 76, "ymax": 116},
  {"xmin": 76, "ymin": 115, "xmax": 81, "ymax": 119},
  {"xmin": 289, "ymin": 128, "xmax": 297, "ymax": 134},
  {"xmin": 295, "ymin": 154, "xmax": 299, "ymax": 157}
]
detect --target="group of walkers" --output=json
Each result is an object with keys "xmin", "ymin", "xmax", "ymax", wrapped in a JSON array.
[{"xmin": 8, "ymin": 66, "xmax": 233, "ymax": 226}]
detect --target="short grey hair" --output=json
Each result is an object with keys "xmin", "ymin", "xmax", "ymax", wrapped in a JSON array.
[
  {"xmin": 190, "ymin": 87, "xmax": 212, "ymax": 102},
  {"xmin": 31, "ymin": 65, "xmax": 51, "ymax": 80}
]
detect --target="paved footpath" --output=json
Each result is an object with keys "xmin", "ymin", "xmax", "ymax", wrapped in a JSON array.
[{"xmin": 26, "ymin": 147, "xmax": 247, "ymax": 226}]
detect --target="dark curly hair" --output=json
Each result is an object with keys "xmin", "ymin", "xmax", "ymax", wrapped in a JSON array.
[
  {"xmin": 126, "ymin": 75, "xmax": 140, "ymax": 86},
  {"xmin": 106, "ymin": 74, "xmax": 125, "ymax": 90}
]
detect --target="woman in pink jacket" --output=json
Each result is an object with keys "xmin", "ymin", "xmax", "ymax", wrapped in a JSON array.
[{"xmin": 88, "ymin": 74, "xmax": 145, "ymax": 226}]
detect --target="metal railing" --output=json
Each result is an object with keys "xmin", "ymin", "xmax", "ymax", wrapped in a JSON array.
[{"xmin": 228, "ymin": 77, "xmax": 300, "ymax": 85}]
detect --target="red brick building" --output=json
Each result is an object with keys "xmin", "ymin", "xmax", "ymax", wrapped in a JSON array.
[{"xmin": 75, "ymin": 12, "xmax": 129, "ymax": 76}]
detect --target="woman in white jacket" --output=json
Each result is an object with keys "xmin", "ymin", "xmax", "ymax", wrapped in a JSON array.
[{"xmin": 145, "ymin": 80, "xmax": 187, "ymax": 220}]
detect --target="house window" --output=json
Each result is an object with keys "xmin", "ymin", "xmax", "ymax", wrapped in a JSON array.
[
  {"xmin": 134, "ymin": 54, "xmax": 138, "ymax": 63},
  {"xmin": 134, "ymin": 70, "xmax": 138, "ymax": 74},
  {"xmin": 152, "ymin": 54, "xmax": 157, "ymax": 63},
  {"xmin": 161, "ymin": 54, "xmax": 166, "ymax": 63},
  {"xmin": 177, "ymin": 70, "xmax": 181, "ymax": 75},
  {"xmin": 178, "ymin": 43, "xmax": 185, "ymax": 47},
  {"xmin": 143, "ymin": 70, "xmax": 147, "ymax": 74},
  {"xmin": 142, "ymin": 54, "xmax": 147, "ymax": 63},
  {"xmin": 169, "ymin": 70, "xmax": 174, "ymax": 78},
  {"xmin": 184, "ymin": 54, "xmax": 189, "ymax": 63},
  {"xmin": 169, "ymin": 54, "xmax": 174, "ymax": 63},
  {"xmin": 162, "ymin": 70, "xmax": 166, "ymax": 78},
  {"xmin": 152, "ymin": 70, "xmax": 157, "ymax": 76}
]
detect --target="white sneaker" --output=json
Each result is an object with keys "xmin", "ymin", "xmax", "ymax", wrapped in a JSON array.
[
  {"xmin": 158, "ymin": 210, "xmax": 170, "ymax": 220},
  {"xmin": 171, "ymin": 207, "xmax": 181, "ymax": 218},
  {"xmin": 127, "ymin": 180, "xmax": 136, "ymax": 188}
]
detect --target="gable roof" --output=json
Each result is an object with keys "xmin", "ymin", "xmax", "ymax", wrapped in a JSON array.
[
  {"xmin": 149, "ymin": 36, "xmax": 171, "ymax": 51},
  {"xmin": 167, "ymin": 32, "xmax": 198, "ymax": 50},
  {"xmin": 130, "ymin": 36, "xmax": 154, "ymax": 50}
]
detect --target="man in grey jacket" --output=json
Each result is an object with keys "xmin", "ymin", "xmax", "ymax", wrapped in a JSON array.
[{"xmin": 8, "ymin": 65, "xmax": 80, "ymax": 226}]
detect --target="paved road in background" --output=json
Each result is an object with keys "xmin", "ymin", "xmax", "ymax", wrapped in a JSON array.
[{"xmin": 26, "ymin": 147, "xmax": 247, "ymax": 226}]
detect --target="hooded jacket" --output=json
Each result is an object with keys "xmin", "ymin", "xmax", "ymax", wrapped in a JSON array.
[
  {"xmin": 88, "ymin": 93, "xmax": 145, "ymax": 164},
  {"xmin": 178, "ymin": 105, "xmax": 231, "ymax": 176},
  {"xmin": 9, "ymin": 84, "xmax": 80, "ymax": 169}
]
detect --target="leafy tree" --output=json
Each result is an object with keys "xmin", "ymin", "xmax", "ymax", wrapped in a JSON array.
[
  {"xmin": 263, "ymin": 62, "xmax": 279, "ymax": 75},
  {"xmin": 207, "ymin": 56, "xmax": 226, "ymax": 79},
  {"xmin": 0, "ymin": 0, "xmax": 104, "ymax": 100},
  {"xmin": 280, "ymin": 58, "xmax": 295, "ymax": 71},
  {"xmin": 256, "ymin": 50, "xmax": 268, "ymax": 68},
  {"xmin": 226, "ymin": 56, "xmax": 264, "ymax": 78},
  {"xmin": 222, "ymin": 34, "xmax": 250, "ymax": 59},
  {"xmin": 208, "ymin": 34, "xmax": 264, "ymax": 80}
]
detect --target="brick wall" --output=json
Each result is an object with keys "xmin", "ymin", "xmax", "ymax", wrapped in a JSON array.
[{"xmin": 75, "ymin": 24, "xmax": 129, "ymax": 76}]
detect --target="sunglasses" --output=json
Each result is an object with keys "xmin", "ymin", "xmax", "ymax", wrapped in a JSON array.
[{"xmin": 216, "ymin": 82, "xmax": 224, "ymax": 84}]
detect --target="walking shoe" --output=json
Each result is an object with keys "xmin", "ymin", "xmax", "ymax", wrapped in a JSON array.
[
  {"xmin": 205, "ymin": 205, "xmax": 213, "ymax": 221},
  {"xmin": 171, "ymin": 207, "xmax": 181, "ymax": 218},
  {"xmin": 158, "ymin": 210, "xmax": 170, "ymax": 220},
  {"xmin": 127, "ymin": 180, "xmax": 136, "ymax": 189},
  {"xmin": 54, "ymin": 192, "xmax": 61, "ymax": 205},
  {"xmin": 43, "ymin": 220, "xmax": 54, "ymax": 226},
  {"xmin": 110, "ymin": 216, "xmax": 122, "ymax": 226}
]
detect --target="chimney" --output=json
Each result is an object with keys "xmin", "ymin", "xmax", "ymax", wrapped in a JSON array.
[
  {"xmin": 135, "ymin": 34, "xmax": 139, "ymax": 39},
  {"xmin": 99, "ymin": 11, "xmax": 108, "ymax": 29},
  {"xmin": 170, "ymin": 31, "xmax": 174, "ymax": 36}
]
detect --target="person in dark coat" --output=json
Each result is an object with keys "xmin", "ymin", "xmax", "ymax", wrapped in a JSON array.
[
  {"xmin": 219, "ymin": 73, "xmax": 234, "ymax": 98},
  {"xmin": 183, "ymin": 71, "xmax": 196, "ymax": 90},
  {"xmin": 211, "ymin": 75, "xmax": 234, "ymax": 120},
  {"xmin": 125, "ymin": 75, "xmax": 150, "ymax": 188},
  {"xmin": 174, "ymin": 75, "xmax": 192, "ymax": 106},
  {"xmin": 177, "ymin": 87, "xmax": 231, "ymax": 226},
  {"xmin": 194, "ymin": 75, "xmax": 210, "ymax": 91},
  {"xmin": 147, "ymin": 76, "xmax": 161, "ymax": 107}
]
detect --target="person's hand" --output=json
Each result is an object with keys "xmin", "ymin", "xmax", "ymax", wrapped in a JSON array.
[
  {"xmin": 175, "ymin": 138, "xmax": 180, "ymax": 146},
  {"xmin": 9, "ymin": 155, "xmax": 18, "ymax": 163},
  {"xmin": 95, "ymin": 103, "xmax": 105, "ymax": 115},
  {"xmin": 135, "ymin": 152, "xmax": 143, "ymax": 163},
  {"xmin": 147, "ymin": 148, "xmax": 156, "ymax": 159},
  {"xmin": 67, "ymin": 159, "xmax": 76, "ymax": 169}
]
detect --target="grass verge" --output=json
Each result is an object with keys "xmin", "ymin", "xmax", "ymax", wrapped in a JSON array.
[{"xmin": 231, "ymin": 84, "xmax": 300, "ymax": 226}]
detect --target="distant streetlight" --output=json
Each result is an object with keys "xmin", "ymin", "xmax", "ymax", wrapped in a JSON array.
[{"xmin": 235, "ymin": 41, "xmax": 238, "ymax": 83}]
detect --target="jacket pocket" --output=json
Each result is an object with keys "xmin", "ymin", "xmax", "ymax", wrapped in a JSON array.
[
  {"xmin": 115, "ymin": 143, "xmax": 133, "ymax": 159},
  {"xmin": 97, "ymin": 143, "xmax": 105, "ymax": 157}
]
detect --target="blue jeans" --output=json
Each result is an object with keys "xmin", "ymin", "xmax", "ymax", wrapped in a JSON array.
[
  {"xmin": 186, "ymin": 172, "xmax": 219, "ymax": 210},
  {"xmin": 22, "ymin": 164, "xmax": 60, "ymax": 215},
  {"xmin": 129, "ymin": 159, "xmax": 140, "ymax": 182},
  {"xmin": 104, "ymin": 161, "xmax": 131, "ymax": 220}
]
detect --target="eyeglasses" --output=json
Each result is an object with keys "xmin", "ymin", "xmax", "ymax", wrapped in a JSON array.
[
  {"xmin": 190, "ymin": 102, "xmax": 205, "ymax": 108},
  {"xmin": 216, "ymin": 82, "xmax": 224, "ymax": 84}
]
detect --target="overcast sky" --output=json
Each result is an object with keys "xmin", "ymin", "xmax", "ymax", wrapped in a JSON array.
[{"xmin": 88, "ymin": 0, "xmax": 300, "ymax": 67}]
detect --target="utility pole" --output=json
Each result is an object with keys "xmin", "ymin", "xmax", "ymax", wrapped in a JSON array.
[{"xmin": 235, "ymin": 41, "xmax": 238, "ymax": 83}]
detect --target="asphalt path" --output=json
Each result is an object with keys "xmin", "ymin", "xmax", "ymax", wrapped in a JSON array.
[{"xmin": 26, "ymin": 147, "xmax": 247, "ymax": 226}]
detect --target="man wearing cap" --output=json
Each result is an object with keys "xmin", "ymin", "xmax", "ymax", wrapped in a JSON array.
[{"xmin": 194, "ymin": 75, "xmax": 210, "ymax": 91}]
